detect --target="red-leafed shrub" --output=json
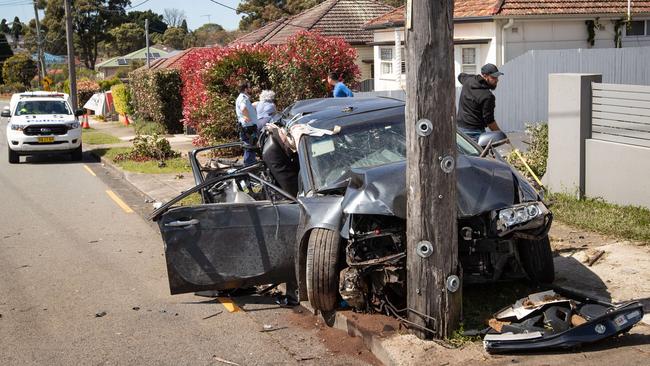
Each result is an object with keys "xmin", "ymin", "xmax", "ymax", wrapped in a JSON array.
[
  {"xmin": 181, "ymin": 45, "xmax": 272, "ymax": 146},
  {"xmin": 181, "ymin": 32, "xmax": 360, "ymax": 146},
  {"xmin": 268, "ymin": 31, "xmax": 360, "ymax": 107}
]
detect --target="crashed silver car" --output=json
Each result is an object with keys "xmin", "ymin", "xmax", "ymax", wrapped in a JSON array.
[{"xmin": 151, "ymin": 97, "xmax": 554, "ymax": 315}]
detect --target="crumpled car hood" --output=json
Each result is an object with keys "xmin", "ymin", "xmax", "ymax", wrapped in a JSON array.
[{"xmin": 341, "ymin": 155, "xmax": 535, "ymax": 218}]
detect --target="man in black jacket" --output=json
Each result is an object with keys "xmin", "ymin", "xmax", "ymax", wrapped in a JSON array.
[{"xmin": 456, "ymin": 63, "xmax": 505, "ymax": 141}]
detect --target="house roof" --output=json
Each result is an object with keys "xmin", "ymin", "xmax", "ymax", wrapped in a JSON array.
[
  {"xmin": 96, "ymin": 45, "xmax": 176, "ymax": 69},
  {"xmin": 365, "ymin": 1, "xmax": 650, "ymax": 29},
  {"xmin": 231, "ymin": 0, "xmax": 395, "ymax": 45},
  {"xmin": 498, "ymin": 1, "xmax": 650, "ymax": 16},
  {"xmin": 144, "ymin": 47, "xmax": 208, "ymax": 70}
]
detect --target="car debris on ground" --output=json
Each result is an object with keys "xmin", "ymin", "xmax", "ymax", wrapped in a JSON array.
[{"xmin": 482, "ymin": 289, "xmax": 643, "ymax": 353}]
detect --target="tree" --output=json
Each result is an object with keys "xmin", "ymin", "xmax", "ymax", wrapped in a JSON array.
[
  {"xmin": 0, "ymin": 19, "xmax": 10, "ymax": 34},
  {"xmin": 126, "ymin": 10, "xmax": 167, "ymax": 34},
  {"xmin": 11, "ymin": 17, "xmax": 23, "ymax": 47},
  {"xmin": 162, "ymin": 27, "xmax": 187, "ymax": 50},
  {"xmin": 0, "ymin": 33, "xmax": 14, "ymax": 84},
  {"xmin": 150, "ymin": 32, "xmax": 164, "ymax": 45},
  {"xmin": 237, "ymin": 0, "xmax": 289, "ymax": 31},
  {"xmin": 41, "ymin": 0, "xmax": 67, "ymax": 55},
  {"xmin": 108, "ymin": 23, "xmax": 145, "ymax": 56},
  {"xmin": 22, "ymin": 20, "xmax": 41, "ymax": 54},
  {"xmin": 191, "ymin": 23, "xmax": 235, "ymax": 47},
  {"xmin": 163, "ymin": 8, "xmax": 186, "ymax": 28},
  {"xmin": 2, "ymin": 53, "xmax": 37, "ymax": 86},
  {"xmin": 39, "ymin": 0, "xmax": 130, "ymax": 69},
  {"xmin": 180, "ymin": 19, "xmax": 188, "ymax": 33}
]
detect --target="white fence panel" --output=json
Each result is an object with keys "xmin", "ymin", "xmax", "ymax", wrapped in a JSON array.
[
  {"xmin": 591, "ymin": 82, "xmax": 650, "ymax": 148},
  {"xmin": 495, "ymin": 47, "xmax": 650, "ymax": 131}
]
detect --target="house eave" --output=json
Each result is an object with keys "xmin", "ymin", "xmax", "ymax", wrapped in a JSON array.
[{"xmin": 493, "ymin": 13, "xmax": 650, "ymax": 20}]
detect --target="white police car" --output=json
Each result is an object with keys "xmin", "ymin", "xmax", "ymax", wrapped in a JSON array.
[{"xmin": 2, "ymin": 92, "xmax": 84, "ymax": 164}]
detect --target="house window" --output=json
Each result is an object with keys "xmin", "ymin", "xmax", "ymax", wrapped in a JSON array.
[
  {"xmin": 380, "ymin": 47, "xmax": 393, "ymax": 76},
  {"xmin": 461, "ymin": 47, "xmax": 478, "ymax": 74},
  {"xmin": 625, "ymin": 20, "xmax": 649, "ymax": 36},
  {"xmin": 401, "ymin": 47, "xmax": 406, "ymax": 74}
]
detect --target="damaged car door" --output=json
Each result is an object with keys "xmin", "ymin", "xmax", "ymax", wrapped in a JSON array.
[{"xmin": 151, "ymin": 174, "xmax": 301, "ymax": 295}]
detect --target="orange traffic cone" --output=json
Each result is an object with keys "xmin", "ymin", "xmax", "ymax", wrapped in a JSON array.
[
  {"xmin": 82, "ymin": 114, "xmax": 90, "ymax": 129},
  {"xmin": 123, "ymin": 114, "xmax": 130, "ymax": 126}
]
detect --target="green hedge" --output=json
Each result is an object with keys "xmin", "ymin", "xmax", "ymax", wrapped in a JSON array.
[
  {"xmin": 130, "ymin": 69, "xmax": 183, "ymax": 134},
  {"xmin": 111, "ymin": 83, "xmax": 132, "ymax": 115}
]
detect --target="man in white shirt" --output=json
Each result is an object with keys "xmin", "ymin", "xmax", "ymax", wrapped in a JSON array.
[{"xmin": 235, "ymin": 80, "xmax": 258, "ymax": 165}]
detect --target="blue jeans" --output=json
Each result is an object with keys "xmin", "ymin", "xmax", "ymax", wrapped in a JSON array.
[
  {"xmin": 458, "ymin": 127, "xmax": 484, "ymax": 142},
  {"xmin": 239, "ymin": 129, "xmax": 257, "ymax": 166}
]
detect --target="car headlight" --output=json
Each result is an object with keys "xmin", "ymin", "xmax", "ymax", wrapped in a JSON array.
[
  {"xmin": 10, "ymin": 124, "xmax": 26, "ymax": 131},
  {"xmin": 66, "ymin": 121, "xmax": 80, "ymax": 129},
  {"xmin": 497, "ymin": 202, "xmax": 544, "ymax": 230}
]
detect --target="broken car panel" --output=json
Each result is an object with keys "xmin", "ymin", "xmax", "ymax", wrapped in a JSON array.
[{"xmin": 483, "ymin": 290, "xmax": 644, "ymax": 353}]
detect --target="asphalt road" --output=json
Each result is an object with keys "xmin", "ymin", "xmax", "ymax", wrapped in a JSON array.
[{"xmin": 0, "ymin": 101, "xmax": 377, "ymax": 365}]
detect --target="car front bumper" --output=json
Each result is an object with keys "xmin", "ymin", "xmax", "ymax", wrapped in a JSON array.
[{"xmin": 6, "ymin": 128, "xmax": 82, "ymax": 153}]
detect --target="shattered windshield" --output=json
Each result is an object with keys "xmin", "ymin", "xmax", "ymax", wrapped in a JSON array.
[
  {"xmin": 307, "ymin": 121, "xmax": 406, "ymax": 189},
  {"xmin": 307, "ymin": 121, "xmax": 483, "ymax": 190}
]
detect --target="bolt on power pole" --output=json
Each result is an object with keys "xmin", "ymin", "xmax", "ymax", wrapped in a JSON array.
[
  {"xmin": 64, "ymin": 0, "xmax": 77, "ymax": 111},
  {"xmin": 405, "ymin": 0, "xmax": 461, "ymax": 339}
]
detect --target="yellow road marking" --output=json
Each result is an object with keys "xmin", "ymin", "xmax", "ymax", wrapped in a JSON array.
[
  {"xmin": 105, "ymin": 190, "xmax": 134, "ymax": 213},
  {"xmin": 217, "ymin": 297, "xmax": 241, "ymax": 313},
  {"xmin": 83, "ymin": 164, "xmax": 96, "ymax": 177}
]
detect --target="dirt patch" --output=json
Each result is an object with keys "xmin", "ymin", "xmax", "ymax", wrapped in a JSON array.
[
  {"xmin": 549, "ymin": 221, "xmax": 645, "ymax": 254},
  {"xmin": 287, "ymin": 308, "xmax": 382, "ymax": 366}
]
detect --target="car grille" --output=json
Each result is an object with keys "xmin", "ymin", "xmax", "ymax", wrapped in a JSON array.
[{"xmin": 23, "ymin": 124, "xmax": 68, "ymax": 136}]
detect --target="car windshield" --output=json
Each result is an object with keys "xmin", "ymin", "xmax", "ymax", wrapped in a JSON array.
[
  {"xmin": 15, "ymin": 100, "xmax": 71, "ymax": 116},
  {"xmin": 307, "ymin": 121, "xmax": 483, "ymax": 190}
]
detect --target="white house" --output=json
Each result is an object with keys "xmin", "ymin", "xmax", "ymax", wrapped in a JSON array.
[{"xmin": 365, "ymin": 1, "xmax": 650, "ymax": 91}]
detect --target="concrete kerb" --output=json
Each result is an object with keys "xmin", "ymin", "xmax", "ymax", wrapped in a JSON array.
[{"xmin": 86, "ymin": 149, "xmax": 156, "ymax": 204}]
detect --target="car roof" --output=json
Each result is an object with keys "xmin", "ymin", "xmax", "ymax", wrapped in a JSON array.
[{"xmin": 288, "ymin": 97, "xmax": 405, "ymax": 130}]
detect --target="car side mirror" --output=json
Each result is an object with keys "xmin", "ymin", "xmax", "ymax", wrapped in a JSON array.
[
  {"xmin": 74, "ymin": 109, "xmax": 85, "ymax": 117},
  {"xmin": 477, "ymin": 131, "xmax": 508, "ymax": 148},
  {"xmin": 1, "ymin": 110, "xmax": 10, "ymax": 118}
]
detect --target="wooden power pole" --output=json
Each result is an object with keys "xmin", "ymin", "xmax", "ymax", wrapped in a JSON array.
[
  {"xmin": 64, "ymin": 0, "xmax": 78, "ymax": 111},
  {"xmin": 404, "ymin": 0, "xmax": 461, "ymax": 339}
]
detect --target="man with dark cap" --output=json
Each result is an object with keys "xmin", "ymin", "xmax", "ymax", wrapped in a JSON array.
[{"xmin": 456, "ymin": 63, "xmax": 505, "ymax": 142}]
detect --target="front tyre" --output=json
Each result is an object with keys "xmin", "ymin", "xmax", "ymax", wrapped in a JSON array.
[
  {"xmin": 306, "ymin": 228, "xmax": 341, "ymax": 312},
  {"xmin": 518, "ymin": 235, "xmax": 555, "ymax": 284},
  {"xmin": 8, "ymin": 146, "xmax": 19, "ymax": 164}
]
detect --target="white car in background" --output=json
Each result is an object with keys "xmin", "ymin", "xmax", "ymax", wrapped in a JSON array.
[{"xmin": 2, "ymin": 92, "xmax": 85, "ymax": 164}]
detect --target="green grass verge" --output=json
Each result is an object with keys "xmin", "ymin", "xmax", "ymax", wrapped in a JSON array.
[
  {"xmin": 550, "ymin": 193, "xmax": 650, "ymax": 244},
  {"xmin": 82, "ymin": 128, "xmax": 122, "ymax": 145},
  {"xmin": 177, "ymin": 192, "xmax": 203, "ymax": 206},
  {"xmin": 448, "ymin": 282, "xmax": 536, "ymax": 345},
  {"xmin": 92, "ymin": 147, "xmax": 191, "ymax": 174},
  {"xmin": 133, "ymin": 119, "xmax": 167, "ymax": 135}
]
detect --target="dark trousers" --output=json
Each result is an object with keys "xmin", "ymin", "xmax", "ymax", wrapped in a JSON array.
[
  {"xmin": 239, "ymin": 129, "xmax": 257, "ymax": 166},
  {"xmin": 458, "ymin": 127, "xmax": 484, "ymax": 142}
]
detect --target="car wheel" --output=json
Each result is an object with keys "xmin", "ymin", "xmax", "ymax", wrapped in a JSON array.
[
  {"xmin": 8, "ymin": 146, "xmax": 19, "ymax": 164},
  {"xmin": 71, "ymin": 144, "xmax": 83, "ymax": 161},
  {"xmin": 306, "ymin": 228, "xmax": 340, "ymax": 312},
  {"xmin": 518, "ymin": 235, "xmax": 555, "ymax": 284}
]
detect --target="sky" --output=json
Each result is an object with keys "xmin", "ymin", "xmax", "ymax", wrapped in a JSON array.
[{"xmin": 0, "ymin": 0, "xmax": 244, "ymax": 31}]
